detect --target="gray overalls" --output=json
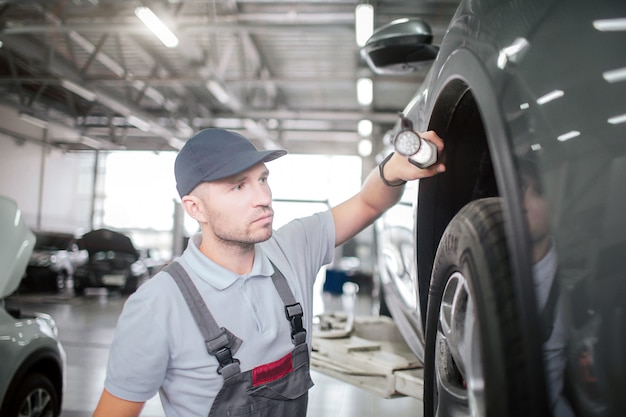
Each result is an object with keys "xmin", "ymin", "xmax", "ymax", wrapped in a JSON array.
[{"xmin": 164, "ymin": 261, "xmax": 314, "ymax": 417}]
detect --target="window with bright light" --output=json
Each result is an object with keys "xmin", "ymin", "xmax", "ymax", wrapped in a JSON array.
[{"xmin": 101, "ymin": 151, "xmax": 363, "ymax": 234}]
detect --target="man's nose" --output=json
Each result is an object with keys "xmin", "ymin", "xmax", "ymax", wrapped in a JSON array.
[{"xmin": 253, "ymin": 183, "xmax": 272, "ymax": 206}]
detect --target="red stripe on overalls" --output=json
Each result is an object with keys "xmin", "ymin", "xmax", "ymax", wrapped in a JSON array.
[{"xmin": 252, "ymin": 351, "xmax": 293, "ymax": 387}]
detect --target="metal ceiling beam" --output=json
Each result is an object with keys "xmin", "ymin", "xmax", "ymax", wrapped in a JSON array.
[
  {"xmin": 0, "ymin": 33, "xmax": 189, "ymax": 149},
  {"xmin": 2, "ymin": 18, "xmax": 449, "ymax": 37}
]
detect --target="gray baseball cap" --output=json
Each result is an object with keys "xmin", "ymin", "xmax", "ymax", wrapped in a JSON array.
[{"xmin": 175, "ymin": 128, "xmax": 287, "ymax": 197}]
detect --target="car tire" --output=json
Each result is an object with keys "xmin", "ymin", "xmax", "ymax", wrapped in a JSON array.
[
  {"xmin": 55, "ymin": 271, "xmax": 67, "ymax": 293},
  {"xmin": 423, "ymin": 198, "xmax": 530, "ymax": 417},
  {"xmin": 4, "ymin": 372, "xmax": 60, "ymax": 417},
  {"xmin": 73, "ymin": 277, "xmax": 85, "ymax": 295}
]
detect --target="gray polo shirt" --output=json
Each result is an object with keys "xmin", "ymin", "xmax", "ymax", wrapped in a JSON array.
[{"xmin": 104, "ymin": 210, "xmax": 335, "ymax": 417}]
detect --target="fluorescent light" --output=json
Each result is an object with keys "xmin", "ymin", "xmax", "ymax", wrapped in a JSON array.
[
  {"xmin": 557, "ymin": 130, "xmax": 580, "ymax": 142},
  {"xmin": 19, "ymin": 112, "xmax": 48, "ymax": 128},
  {"xmin": 135, "ymin": 7, "xmax": 179, "ymax": 48},
  {"xmin": 128, "ymin": 115, "xmax": 151, "ymax": 131},
  {"xmin": 603, "ymin": 67, "xmax": 626, "ymax": 83},
  {"xmin": 497, "ymin": 37, "xmax": 530, "ymax": 69},
  {"xmin": 206, "ymin": 80, "xmax": 230, "ymax": 104},
  {"xmin": 355, "ymin": 4, "xmax": 374, "ymax": 47},
  {"xmin": 608, "ymin": 113, "xmax": 626, "ymax": 125},
  {"xmin": 358, "ymin": 138, "xmax": 373, "ymax": 157},
  {"xmin": 60, "ymin": 79, "xmax": 96, "ymax": 101},
  {"xmin": 356, "ymin": 77, "xmax": 373, "ymax": 106},
  {"xmin": 593, "ymin": 18, "xmax": 626, "ymax": 32},
  {"xmin": 357, "ymin": 119, "xmax": 373, "ymax": 137},
  {"xmin": 536, "ymin": 89, "xmax": 564, "ymax": 105}
]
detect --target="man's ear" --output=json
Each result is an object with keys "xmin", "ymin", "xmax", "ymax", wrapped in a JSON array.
[{"xmin": 181, "ymin": 194, "xmax": 207, "ymax": 222}]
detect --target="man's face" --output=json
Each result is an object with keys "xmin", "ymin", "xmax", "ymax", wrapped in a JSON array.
[
  {"xmin": 195, "ymin": 162, "xmax": 275, "ymax": 248},
  {"xmin": 522, "ymin": 179, "xmax": 550, "ymax": 245}
]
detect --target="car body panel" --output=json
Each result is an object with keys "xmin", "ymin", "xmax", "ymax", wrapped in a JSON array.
[
  {"xmin": 0, "ymin": 195, "xmax": 65, "ymax": 416},
  {"xmin": 0, "ymin": 197, "xmax": 35, "ymax": 297},
  {"xmin": 372, "ymin": 0, "xmax": 626, "ymax": 415}
]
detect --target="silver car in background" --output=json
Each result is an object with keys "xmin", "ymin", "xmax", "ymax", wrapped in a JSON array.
[{"xmin": 0, "ymin": 196, "xmax": 65, "ymax": 417}]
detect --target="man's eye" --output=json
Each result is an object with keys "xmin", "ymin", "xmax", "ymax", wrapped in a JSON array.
[
  {"xmin": 234, "ymin": 183, "xmax": 245, "ymax": 190},
  {"xmin": 259, "ymin": 177, "xmax": 268, "ymax": 184}
]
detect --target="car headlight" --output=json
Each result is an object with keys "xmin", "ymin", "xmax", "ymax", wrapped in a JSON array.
[
  {"xmin": 30, "ymin": 252, "xmax": 56, "ymax": 267},
  {"xmin": 130, "ymin": 261, "xmax": 147, "ymax": 276}
]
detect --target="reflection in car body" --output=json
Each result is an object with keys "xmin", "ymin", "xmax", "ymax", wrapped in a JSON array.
[{"xmin": 368, "ymin": 1, "xmax": 626, "ymax": 416}]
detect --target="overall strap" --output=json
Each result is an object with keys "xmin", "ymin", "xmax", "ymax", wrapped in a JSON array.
[
  {"xmin": 269, "ymin": 261, "xmax": 307, "ymax": 346},
  {"xmin": 164, "ymin": 262, "xmax": 242, "ymax": 378}
]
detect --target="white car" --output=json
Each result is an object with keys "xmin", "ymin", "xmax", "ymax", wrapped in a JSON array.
[{"xmin": 0, "ymin": 196, "xmax": 66, "ymax": 417}]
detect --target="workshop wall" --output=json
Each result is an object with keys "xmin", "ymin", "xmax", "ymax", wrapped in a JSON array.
[{"xmin": 0, "ymin": 132, "xmax": 95, "ymax": 234}]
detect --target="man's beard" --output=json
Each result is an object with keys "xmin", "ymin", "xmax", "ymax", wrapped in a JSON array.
[{"xmin": 208, "ymin": 210, "xmax": 273, "ymax": 250}]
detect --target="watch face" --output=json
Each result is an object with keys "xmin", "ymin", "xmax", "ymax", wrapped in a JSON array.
[{"xmin": 394, "ymin": 130, "xmax": 421, "ymax": 156}]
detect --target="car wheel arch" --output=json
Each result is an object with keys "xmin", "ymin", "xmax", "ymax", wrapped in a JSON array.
[
  {"xmin": 415, "ymin": 48, "xmax": 550, "ymax": 414},
  {"xmin": 0, "ymin": 347, "xmax": 64, "ymax": 416}
]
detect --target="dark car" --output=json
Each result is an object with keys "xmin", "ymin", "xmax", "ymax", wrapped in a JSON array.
[
  {"xmin": 73, "ymin": 228, "xmax": 148, "ymax": 295},
  {"xmin": 0, "ymin": 196, "xmax": 65, "ymax": 417},
  {"xmin": 20, "ymin": 231, "xmax": 88, "ymax": 293},
  {"xmin": 366, "ymin": 1, "xmax": 626, "ymax": 416}
]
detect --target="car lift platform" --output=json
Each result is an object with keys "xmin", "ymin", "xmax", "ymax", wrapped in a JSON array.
[{"xmin": 311, "ymin": 313, "xmax": 424, "ymax": 400}]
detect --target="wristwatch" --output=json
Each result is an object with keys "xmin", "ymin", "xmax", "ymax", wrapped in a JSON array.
[{"xmin": 393, "ymin": 114, "xmax": 438, "ymax": 169}]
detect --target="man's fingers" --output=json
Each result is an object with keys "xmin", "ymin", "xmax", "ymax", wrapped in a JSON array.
[{"xmin": 421, "ymin": 130, "xmax": 445, "ymax": 151}]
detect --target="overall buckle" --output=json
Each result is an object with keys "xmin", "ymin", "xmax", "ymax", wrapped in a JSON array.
[
  {"xmin": 285, "ymin": 303, "xmax": 307, "ymax": 343},
  {"xmin": 215, "ymin": 347, "xmax": 241, "ymax": 377}
]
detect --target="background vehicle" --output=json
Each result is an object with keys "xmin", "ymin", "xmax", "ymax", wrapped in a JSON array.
[
  {"xmin": 74, "ymin": 228, "xmax": 149, "ymax": 295},
  {"xmin": 20, "ymin": 231, "xmax": 88, "ymax": 293},
  {"xmin": 0, "ymin": 196, "xmax": 65, "ymax": 417},
  {"xmin": 367, "ymin": 1, "xmax": 626, "ymax": 416}
]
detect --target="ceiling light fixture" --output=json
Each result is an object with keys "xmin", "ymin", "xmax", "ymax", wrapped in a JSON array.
[
  {"xmin": 127, "ymin": 115, "xmax": 151, "ymax": 132},
  {"xmin": 608, "ymin": 113, "xmax": 626, "ymax": 125},
  {"xmin": 536, "ymin": 89, "xmax": 564, "ymax": 105},
  {"xmin": 355, "ymin": 3, "xmax": 374, "ymax": 47},
  {"xmin": 60, "ymin": 79, "xmax": 97, "ymax": 102},
  {"xmin": 356, "ymin": 77, "xmax": 373, "ymax": 106},
  {"xmin": 19, "ymin": 112, "xmax": 49, "ymax": 129},
  {"xmin": 206, "ymin": 80, "xmax": 230, "ymax": 104},
  {"xmin": 357, "ymin": 119, "xmax": 373, "ymax": 137},
  {"xmin": 557, "ymin": 130, "xmax": 580, "ymax": 142},
  {"xmin": 603, "ymin": 67, "xmax": 626, "ymax": 83},
  {"xmin": 358, "ymin": 138, "xmax": 373, "ymax": 157},
  {"xmin": 593, "ymin": 18, "xmax": 626, "ymax": 32},
  {"xmin": 135, "ymin": 7, "xmax": 179, "ymax": 48}
]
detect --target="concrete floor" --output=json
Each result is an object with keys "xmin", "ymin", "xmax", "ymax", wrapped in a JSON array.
[{"xmin": 6, "ymin": 286, "xmax": 423, "ymax": 417}]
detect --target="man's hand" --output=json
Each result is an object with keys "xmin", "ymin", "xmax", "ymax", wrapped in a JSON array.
[{"xmin": 381, "ymin": 130, "xmax": 446, "ymax": 184}]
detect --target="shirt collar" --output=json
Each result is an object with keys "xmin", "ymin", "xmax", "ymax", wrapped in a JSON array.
[{"xmin": 183, "ymin": 233, "xmax": 275, "ymax": 290}]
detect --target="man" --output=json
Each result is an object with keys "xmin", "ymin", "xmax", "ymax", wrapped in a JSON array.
[
  {"xmin": 92, "ymin": 127, "xmax": 445, "ymax": 417},
  {"xmin": 520, "ymin": 158, "xmax": 574, "ymax": 417}
]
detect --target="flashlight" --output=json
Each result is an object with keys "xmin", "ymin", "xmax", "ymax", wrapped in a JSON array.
[{"xmin": 393, "ymin": 114, "xmax": 438, "ymax": 169}]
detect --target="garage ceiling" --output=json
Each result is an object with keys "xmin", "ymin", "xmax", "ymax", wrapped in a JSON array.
[{"xmin": 0, "ymin": 0, "xmax": 459, "ymax": 154}]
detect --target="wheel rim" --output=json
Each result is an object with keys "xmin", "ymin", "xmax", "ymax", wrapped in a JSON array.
[
  {"xmin": 18, "ymin": 388, "xmax": 54, "ymax": 417},
  {"xmin": 435, "ymin": 271, "xmax": 485, "ymax": 416}
]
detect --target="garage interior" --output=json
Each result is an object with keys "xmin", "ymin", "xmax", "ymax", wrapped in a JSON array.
[{"xmin": 1, "ymin": 1, "xmax": 460, "ymax": 416}]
